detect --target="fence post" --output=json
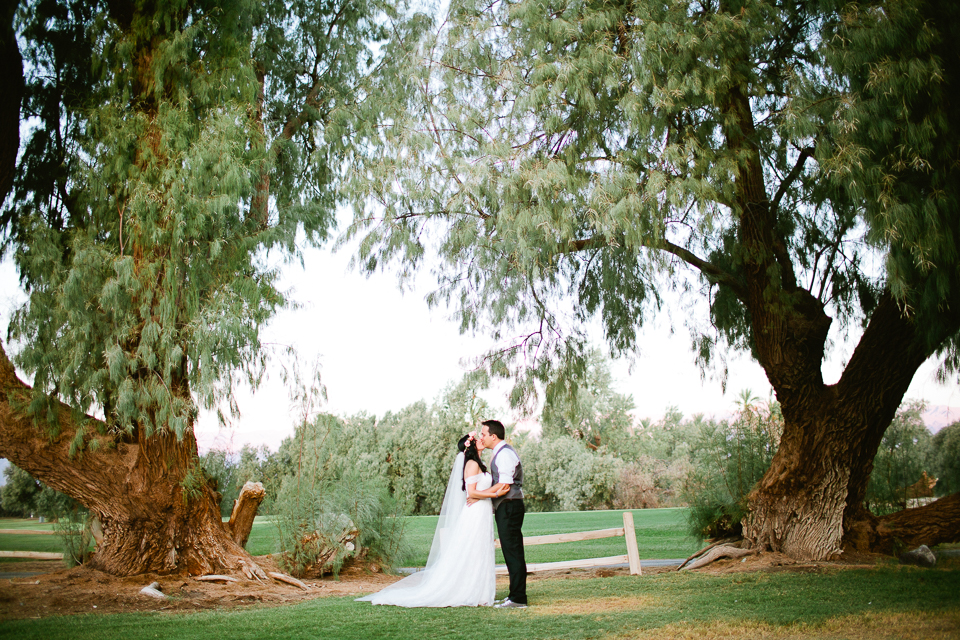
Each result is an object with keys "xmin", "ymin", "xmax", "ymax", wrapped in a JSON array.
[{"xmin": 623, "ymin": 511, "xmax": 642, "ymax": 575}]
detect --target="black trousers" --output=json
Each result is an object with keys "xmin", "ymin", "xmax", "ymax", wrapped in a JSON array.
[{"xmin": 495, "ymin": 499, "xmax": 527, "ymax": 604}]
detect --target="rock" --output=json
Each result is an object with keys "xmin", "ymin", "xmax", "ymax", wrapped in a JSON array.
[{"xmin": 899, "ymin": 545, "xmax": 937, "ymax": 568}]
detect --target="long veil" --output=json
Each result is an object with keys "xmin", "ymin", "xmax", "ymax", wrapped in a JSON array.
[{"xmin": 356, "ymin": 452, "xmax": 466, "ymax": 601}]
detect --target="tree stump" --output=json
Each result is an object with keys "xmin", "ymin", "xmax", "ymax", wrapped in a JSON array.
[{"xmin": 225, "ymin": 482, "xmax": 265, "ymax": 548}]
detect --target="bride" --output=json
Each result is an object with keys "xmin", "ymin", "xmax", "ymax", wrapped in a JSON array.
[{"xmin": 356, "ymin": 432, "xmax": 509, "ymax": 607}]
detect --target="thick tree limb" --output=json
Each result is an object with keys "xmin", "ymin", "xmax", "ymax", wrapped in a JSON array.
[
  {"xmin": 1, "ymin": 341, "xmax": 268, "ymax": 578},
  {"xmin": 845, "ymin": 494, "xmax": 960, "ymax": 554}
]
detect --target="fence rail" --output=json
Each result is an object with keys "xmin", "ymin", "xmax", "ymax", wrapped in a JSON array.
[
  {"xmin": 494, "ymin": 512, "xmax": 642, "ymax": 575},
  {"xmin": 3, "ymin": 512, "xmax": 646, "ymax": 574},
  {"xmin": 0, "ymin": 550, "xmax": 63, "ymax": 559},
  {"xmin": 0, "ymin": 529, "xmax": 57, "ymax": 535}
]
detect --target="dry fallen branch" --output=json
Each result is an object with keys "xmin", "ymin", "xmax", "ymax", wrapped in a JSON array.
[
  {"xmin": 269, "ymin": 572, "xmax": 311, "ymax": 591},
  {"xmin": 680, "ymin": 545, "xmax": 756, "ymax": 571},
  {"xmin": 195, "ymin": 574, "xmax": 240, "ymax": 583}
]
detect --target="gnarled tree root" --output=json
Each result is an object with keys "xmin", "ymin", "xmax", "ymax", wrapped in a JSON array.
[{"xmin": 680, "ymin": 544, "xmax": 756, "ymax": 571}]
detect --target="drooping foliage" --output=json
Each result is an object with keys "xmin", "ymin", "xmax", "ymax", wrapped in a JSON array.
[
  {"xmin": 346, "ymin": 0, "xmax": 960, "ymax": 394},
  {"xmin": 2, "ymin": 0, "xmax": 424, "ymax": 442},
  {"xmin": 0, "ymin": 0, "xmax": 431, "ymax": 577}
]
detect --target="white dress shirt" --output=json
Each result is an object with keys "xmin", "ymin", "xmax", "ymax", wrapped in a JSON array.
[{"xmin": 491, "ymin": 441, "xmax": 520, "ymax": 484}]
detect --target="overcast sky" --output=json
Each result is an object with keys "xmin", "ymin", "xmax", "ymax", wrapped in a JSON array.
[{"xmin": 3, "ymin": 230, "xmax": 959, "ymax": 455}]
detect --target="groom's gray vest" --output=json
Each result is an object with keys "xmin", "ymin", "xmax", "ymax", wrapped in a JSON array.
[{"xmin": 490, "ymin": 443, "xmax": 523, "ymax": 511}]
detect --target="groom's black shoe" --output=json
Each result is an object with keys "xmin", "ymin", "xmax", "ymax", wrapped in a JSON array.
[{"xmin": 494, "ymin": 598, "xmax": 527, "ymax": 609}]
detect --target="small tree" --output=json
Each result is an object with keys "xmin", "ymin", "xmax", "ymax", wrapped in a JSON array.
[
  {"xmin": 684, "ymin": 394, "xmax": 782, "ymax": 540},
  {"xmin": 933, "ymin": 422, "xmax": 960, "ymax": 496},
  {"xmin": 866, "ymin": 402, "xmax": 935, "ymax": 514}
]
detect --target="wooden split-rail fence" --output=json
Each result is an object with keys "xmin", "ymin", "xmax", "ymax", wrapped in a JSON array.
[
  {"xmin": 494, "ymin": 511, "xmax": 642, "ymax": 575},
  {"xmin": 2, "ymin": 511, "xmax": 647, "ymax": 574},
  {"xmin": 0, "ymin": 528, "xmax": 64, "ymax": 560}
]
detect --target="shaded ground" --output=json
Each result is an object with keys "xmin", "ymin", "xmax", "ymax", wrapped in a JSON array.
[{"xmin": 0, "ymin": 551, "xmax": 896, "ymax": 621}]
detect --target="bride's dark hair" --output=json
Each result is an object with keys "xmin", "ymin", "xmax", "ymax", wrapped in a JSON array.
[{"xmin": 458, "ymin": 433, "xmax": 487, "ymax": 491}]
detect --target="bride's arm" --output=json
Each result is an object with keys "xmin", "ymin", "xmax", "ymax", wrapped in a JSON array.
[
  {"xmin": 464, "ymin": 460, "xmax": 509, "ymax": 500},
  {"xmin": 468, "ymin": 482, "xmax": 509, "ymax": 500}
]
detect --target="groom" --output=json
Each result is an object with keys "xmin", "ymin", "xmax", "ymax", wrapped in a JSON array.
[{"xmin": 480, "ymin": 419, "xmax": 527, "ymax": 609}]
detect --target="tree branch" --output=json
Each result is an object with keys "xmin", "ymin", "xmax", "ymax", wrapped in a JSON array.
[
  {"xmin": 565, "ymin": 235, "xmax": 747, "ymax": 300},
  {"xmin": 770, "ymin": 147, "xmax": 813, "ymax": 218}
]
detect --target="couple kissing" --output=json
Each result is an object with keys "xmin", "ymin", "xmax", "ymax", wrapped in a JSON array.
[{"xmin": 357, "ymin": 420, "xmax": 528, "ymax": 608}]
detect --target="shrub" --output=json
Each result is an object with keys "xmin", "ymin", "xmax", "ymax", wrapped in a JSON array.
[
  {"xmin": 520, "ymin": 436, "xmax": 623, "ymax": 512},
  {"xmin": 273, "ymin": 415, "xmax": 409, "ymax": 577},
  {"xmin": 612, "ymin": 462, "xmax": 659, "ymax": 509},
  {"xmin": 865, "ymin": 401, "xmax": 935, "ymax": 514},
  {"xmin": 681, "ymin": 392, "xmax": 782, "ymax": 540},
  {"xmin": 932, "ymin": 421, "xmax": 960, "ymax": 496}
]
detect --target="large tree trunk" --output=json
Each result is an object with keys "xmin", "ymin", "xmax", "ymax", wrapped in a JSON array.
[
  {"xmin": 721, "ymin": 79, "xmax": 960, "ymax": 560},
  {"xmin": 0, "ymin": 342, "xmax": 266, "ymax": 578},
  {"xmin": 740, "ymin": 294, "xmax": 960, "ymax": 559}
]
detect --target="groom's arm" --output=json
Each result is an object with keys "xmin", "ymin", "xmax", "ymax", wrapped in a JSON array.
[{"xmin": 467, "ymin": 483, "xmax": 509, "ymax": 505}]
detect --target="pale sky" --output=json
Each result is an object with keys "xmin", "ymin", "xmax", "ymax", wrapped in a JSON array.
[
  {"xmin": 2, "ymin": 233, "xmax": 959, "ymax": 454},
  {"xmin": 188, "ymin": 230, "xmax": 960, "ymax": 452}
]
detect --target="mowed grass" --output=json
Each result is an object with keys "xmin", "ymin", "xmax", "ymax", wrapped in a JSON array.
[
  {"xmin": 2, "ymin": 565, "xmax": 958, "ymax": 639},
  {"xmin": 0, "ymin": 518, "xmax": 61, "ymax": 556}
]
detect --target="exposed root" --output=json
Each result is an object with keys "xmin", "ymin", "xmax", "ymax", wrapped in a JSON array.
[
  {"xmin": 680, "ymin": 544, "xmax": 756, "ymax": 571},
  {"xmin": 195, "ymin": 574, "xmax": 239, "ymax": 583},
  {"xmin": 676, "ymin": 537, "xmax": 741, "ymax": 571},
  {"xmin": 269, "ymin": 571, "xmax": 311, "ymax": 591},
  {"xmin": 240, "ymin": 559, "xmax": 268, "ymax": 582},
  {"xmin": 139, "ymin": 581, "xmax": 166, "ymax": 600}
]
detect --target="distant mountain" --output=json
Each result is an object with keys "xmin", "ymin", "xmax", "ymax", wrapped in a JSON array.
[{"xmin": 922, "ymin": 405, "xmax": 960, "ymax": 433}]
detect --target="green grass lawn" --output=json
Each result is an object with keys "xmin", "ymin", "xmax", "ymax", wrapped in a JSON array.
[
  {"xmin": 0, "ymin": 518, "xmax": 61, "ymax": 555},
  {"xmin": 2, "ymin": 565, "xmax": 958, "ymax": 639},
  {"xmin": 1, "ymin": 514, "xmax": 958, "ymax": 639}
]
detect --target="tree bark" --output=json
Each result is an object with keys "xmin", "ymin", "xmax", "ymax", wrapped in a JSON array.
[
  {"xmin": 719, "ymin": 73, "xmax": 960, "ymax": 560},
  {"xmin": 0, "ymin": 342, "xmax": 266, "ymax": 578}
]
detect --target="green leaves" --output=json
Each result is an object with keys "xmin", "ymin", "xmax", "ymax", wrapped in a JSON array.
[
  {"xmin": 4, "ymin": 0, "xmax": 420, "ymax": 443},
  {"xmin": 345, "ymin": 0, "xmax": 960, "ymax": 410}
]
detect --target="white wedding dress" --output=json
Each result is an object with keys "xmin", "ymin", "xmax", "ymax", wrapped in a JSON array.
[{"xmin": 357, "ymin": 454, "xmax": 496, "ymax": 607}]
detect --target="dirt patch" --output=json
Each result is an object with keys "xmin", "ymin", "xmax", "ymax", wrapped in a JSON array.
[
  {"xmin": 679, "ymin": 550, "xmax": 887, "ymax": 575},
  {"xmin": 0, "ymin": 554, "xmax": 884, "ymax": 621},
  {"xmin": 0, "ymin": 556, "xmax": 403, "ymax": 621}
]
